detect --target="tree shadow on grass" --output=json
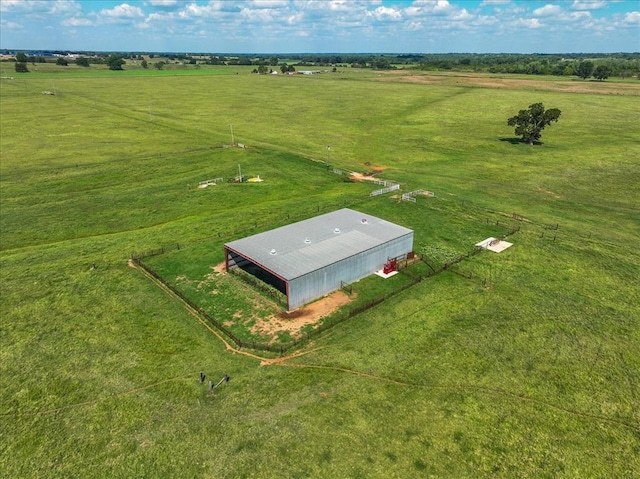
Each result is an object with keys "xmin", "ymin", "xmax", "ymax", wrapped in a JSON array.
[{"xmin": 499, "ymin": 137, "xmax": 543, "ymax": 146}]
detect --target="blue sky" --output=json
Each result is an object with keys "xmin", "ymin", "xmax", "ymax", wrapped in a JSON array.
[{"xmin": 1, "ymin": 0, "xmax": 638, "ymax": 53}]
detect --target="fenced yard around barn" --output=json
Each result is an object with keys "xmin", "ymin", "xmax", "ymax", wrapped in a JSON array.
[{"xmin": 139, "ymin": 194, "xmax": 519, "ymax": 352}]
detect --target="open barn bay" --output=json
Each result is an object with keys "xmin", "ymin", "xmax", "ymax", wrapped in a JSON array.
[{"xmin": 1, "ymin": 68, "xmax": 639, "ymax": 477}]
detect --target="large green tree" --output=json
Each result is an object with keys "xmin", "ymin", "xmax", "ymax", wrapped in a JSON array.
[
  {"xmin": 106, "ymin": 54, "xmax": 125, "ymax": 71},
  {"xmin": 507, "ymin": 103, "xmax": 561, "ymax": 145},
  {"xmin": 75, "ymin": 57, "xmax": 90, "ymax": 67},
  {"xmin": 575, "ymin": 60, "xmax": 594, "ymax": 80},
  {"xmin": 593, "ymin": 64, "xmax": 612, "ymax": 81}
]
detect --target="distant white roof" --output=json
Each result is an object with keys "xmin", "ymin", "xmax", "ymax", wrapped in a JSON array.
[{"xmin": 225, "ymin": 208, "xmax": 413, "ymax": 280}]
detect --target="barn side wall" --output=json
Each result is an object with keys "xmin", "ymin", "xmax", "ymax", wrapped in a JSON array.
[{"xmin": 287, "ymin": 232, "xmax": 413, "ymax": 310}]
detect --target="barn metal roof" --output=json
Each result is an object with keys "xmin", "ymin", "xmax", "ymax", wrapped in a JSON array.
[{"xmin": 225, "ymin": 208, "xmax": 413, "ymax": 280}]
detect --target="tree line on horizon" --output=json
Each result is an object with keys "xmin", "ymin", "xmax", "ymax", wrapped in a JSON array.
[{"xmin": 3, "ymin": 50, "xmax": 639, "ymax": 80}]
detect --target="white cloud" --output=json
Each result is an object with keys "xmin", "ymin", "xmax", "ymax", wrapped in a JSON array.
[
  {"xmin": 147, "ymin": 0, "xmax": 178, "ymax": 6},
  {"xmin": 287, "ymin": 12, "xmax": 304, "ymax": 24},
  {"xmin": 433, "ymin": 0, "xmax": 454, "ymax": 15},
  {"xmin": 570, "ymin": 1, "xmax": 607, "ymax": 11},
  {"xmin": 533, "ymin": 4, "xmax": 563, "ymax": 17},
  {"xmin": 0, "ymin": 0, "xmax": 39, "ymax": 13},
  {"xmin": 100, "ymin": 3, "xmax": 144, "ymax": 19},
  {"xmin": 248, "ymin": 0, "xmax": 288, "ymax": 7},
  {"xmin": 178, "ymin": 3, "xmax": 219, "ymax": 18},
  {"xmin": 62, "ymin": 17, "xmax": 93, "ymax": 27},
  {"xmin": 0, "ymin": 19, "xmax": 22, "ymax": 29},
  {"xmin": 328, "ymin": 1, "xmax": 353, "ymax": 13},
  {"xmin": 623, "ymin": 11, "xmax": 640, "ymax": 24},
  {"xmin": 240, "ymin": 6, "xmax": 277, "ymax": 22},
  {"xmin": 479, "ymin": 0, "xmax": 510, "ymax": 5},
  {"xmin": 49, "ymin": 0, "xmax": 82, "ymax": 15},
  {"xmin": 404, "ymin": 0, "xmax": 462, "ymax": 19},
  {"xmin": 404, "ymin": 20, "xmax": 423, "ymax": 31},
  {"xmin": 0, "ymin": 0, "xmax": 637, "ymax": 53},
  {"xmin": 569, "ymin": 11, "xmax": 592, "ymax": 20},
  {"xmin": 471, "ymin": 14, "xmax": 499, "ymax": 26},
  {"xmin": 451, "ymin": 8, "xmax": 472, "ymax": 21},
  {"xmin": 0, "ymin": 0, "xmax": 80, "ymax": 14},
  {"xmin": 371, "ymin": 6, "xmax": 402, "ymax": 21},
  {"xmin": 512, "ymin": 18, "xmax": 543, "ymax": 28}
]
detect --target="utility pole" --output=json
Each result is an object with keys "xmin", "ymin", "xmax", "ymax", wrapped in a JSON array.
[
  {"xmin": 326, "ymin": 145, "xmax": 331, "ymax": 164},
  {"xmin": 230, "ymin": 124, "xmax": 235, "ymax": 145}
]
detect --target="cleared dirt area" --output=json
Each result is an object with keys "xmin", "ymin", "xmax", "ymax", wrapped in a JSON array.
[
  {"xmin": 252, "ymin": 290, "xmax": 354, "ymax": 340},
  {"xmin": 210, "ymin": 262, "xmax": 354, "ymax": 341},
  {"xmin": 375, "ymin": 70, "xmax": 640, "ymax": 96},
  {"xmin": 350, "ymin": 163, "xmax": 391, "ymax": 182}
]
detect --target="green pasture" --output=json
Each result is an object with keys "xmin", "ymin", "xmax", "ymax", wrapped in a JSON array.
[{"xmin": 1, "ymin": 68, "xmax": 639, "ymax": 478}]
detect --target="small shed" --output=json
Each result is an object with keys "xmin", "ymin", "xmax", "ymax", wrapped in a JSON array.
[{"xmin": 224, "ymin": 208, "xmax": 413, "ymax": 310}]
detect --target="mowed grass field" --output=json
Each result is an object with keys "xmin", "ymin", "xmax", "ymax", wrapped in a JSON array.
[{"xmin": 1, "ymin": 66, "xmax": 639, "ymax": 478}]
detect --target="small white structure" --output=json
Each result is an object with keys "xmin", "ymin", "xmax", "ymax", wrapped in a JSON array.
[{"xmin": 476, "ymin": 237, "xmax": 513, "ymax": 253}]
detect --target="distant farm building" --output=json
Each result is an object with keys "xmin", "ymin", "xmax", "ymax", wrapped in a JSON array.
[{"xmin": 224, "ymin": 208, "xmax": 414, "ymax": 310}]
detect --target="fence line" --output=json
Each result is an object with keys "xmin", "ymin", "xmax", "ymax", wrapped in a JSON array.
[
  {"xmin": 129, "ymin": 209, "xmax": 523, "ymax": 355},
  {"xmin": 131, "ymin": 199, "xmax": 364, "ymax": 261},
  {"xmin": 132, "ymin": 257, "xmax": 249, "ymax": 346},
  {"xmin": 231, "ymin": 268, "xmax": 287, "ymax": 309},
  {"xmin": 370, "ymin": 183, "xmax": 400, "ymax": 197},
  {"xmin": 198, "ymin": 177, "xmax": 223, "ymax": 187},
  {"xmin": 132, "ymin": 226, "xmax": 517, "ymax": 355},
  {"xmin": 370, "ymin": 179, "xmax": 396, "ymax": 187},
  {"xmin": 402, "ymin": 189, "xmax": 434, "ymax": 202}
]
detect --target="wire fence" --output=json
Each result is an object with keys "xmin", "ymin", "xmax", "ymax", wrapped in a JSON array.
[
  {"xmin": 127, "ymin": 183, "xmax": 602, "ymax": 356},
  {"xmin": 130, "ymin": 225, "xmax": 520, "ymax": 355},
  {"xmin": 130, "ymin": 198, "xmax": 365, "ymax": 262}
]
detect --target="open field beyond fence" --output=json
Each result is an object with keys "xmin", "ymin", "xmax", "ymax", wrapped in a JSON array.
[{"xmin": 1, "ymin": 68, "xmax": 639, "ymax": 478}]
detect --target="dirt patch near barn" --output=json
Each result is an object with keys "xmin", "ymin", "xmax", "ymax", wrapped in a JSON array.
[
  {"xmin": 360, "ymin": 162, "xmax": 387, "ymax": 174},
  {"xmin": 374, "ymin": 71, "xmax": 640, "ymax": 96},
  {"xmin": 251, "ymin": 290, "xmax": 354, "ymax": 339},
  {"xmin": 212, "ymin": 262, "xmax": 227, "ymax": 275},
  {"xmin": 350, "ymin": 171, "xmax": 380, "ymax": 182},
  {"xmin": 350, "ymin": 163, "xmax": 389, "ymax": 182}
]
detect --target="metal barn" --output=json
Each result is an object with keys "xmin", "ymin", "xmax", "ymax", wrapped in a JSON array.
[{"xmin": 224, "ymin": 208, "xmax": 414, "ymax": 310}]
